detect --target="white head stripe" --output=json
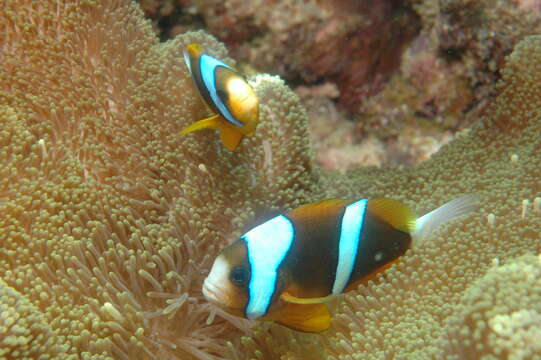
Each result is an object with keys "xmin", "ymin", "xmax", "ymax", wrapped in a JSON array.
[
  {"xmin": 332, "ymin": 199, "xmax": 368, "ymax": 294},
  {"xmin": 242, "ymin": 215, "xmax": 294, "ymax": 319},
  {"xmin": 199, "ymin": 54, "xmax": 244, "ymax": 126}
]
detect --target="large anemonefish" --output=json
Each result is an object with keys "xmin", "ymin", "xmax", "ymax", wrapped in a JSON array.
[
  {"xmin": 202, "ymin": 195, "xmax": 478, "ymax": 332},
  {"xmin": 179, "ymin": 43, "xmax": 259, "ymax": 151}
]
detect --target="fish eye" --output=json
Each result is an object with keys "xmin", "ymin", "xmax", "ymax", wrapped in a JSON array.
[
  {"xmin": 216, "ymin": 89, "xmax": 228, "ymax": 101},
  {"xmin": 230, "ymin": 266, "xmax": 247, "ymax": 286}
]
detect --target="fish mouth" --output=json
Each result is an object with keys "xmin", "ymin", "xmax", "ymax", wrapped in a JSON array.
[
  {"xmin": 202, "ymin": 279, "xmax": 229, "ymax": 306},
  {"xmin": 202, "ymin": 279, "xmax": 246, "ymax": 318}
]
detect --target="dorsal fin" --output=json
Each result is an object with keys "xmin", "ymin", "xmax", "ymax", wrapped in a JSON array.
[
  {"xmin": 367, "ymin": 198, "xmax": 416, "ymax": 234},
  {"xmin": 186, "ymin": 43, "xmax": 203, "ymax": 57},
  {"xmin": 287, "ymin": 199, "xmax": 350, "ymax": 225}
]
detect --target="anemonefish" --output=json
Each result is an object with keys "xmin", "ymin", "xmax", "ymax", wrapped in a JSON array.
[
  {"xmin": 202, "ymin": 195, "xmax": 478, "ymax": 332},
  {"xmin": 179, "ymin": 43, "xmax": 259, "ymax": 150}
]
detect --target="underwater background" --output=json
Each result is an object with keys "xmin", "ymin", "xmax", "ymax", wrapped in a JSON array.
[
  {"xmin": 140, "ymin": 0, "xmax": 541, "ymax": 170},
  {"xmin": 0, "ymin": 0, "xmax": 540, "ymax": 359}
]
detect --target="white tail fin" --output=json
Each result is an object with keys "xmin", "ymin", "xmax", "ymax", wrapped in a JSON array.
[{"xmin": 411, "ymin": 194, "xmax": 479, "ymax": 247}]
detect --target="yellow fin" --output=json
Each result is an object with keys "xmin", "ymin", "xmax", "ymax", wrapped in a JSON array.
[
  {"xmin": 281, "ymin": 291, "xmax": 336, "ymax": 305},
  {"xmin": 219, "ymin": 124, "xmax": 243, "ymax": 150},
  {"xmin": 179, "ymin": 114, "xmax": 221, "ymax": 134},
  {"xmin": 186, "ymin": 43, "xmax": 202, "ymax": 56},
  {"xmin": 368, "ymin": 198, "xmax": 416, "ymax": 234},
  {"xmin": 288, "ymin": 199, "xmax": 350, "ymax": 225},
  {"xmin": 275, "ymin": 303, "xmax": 331, "ymax": 333}
]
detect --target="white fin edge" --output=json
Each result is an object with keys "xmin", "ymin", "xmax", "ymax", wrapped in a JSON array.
[
  {"xmin": 411, "ymin": 194, "xmax": 479, "ymax": 247},
  {"xmin": 183, "ymin": 49, "xmax": 192, "ymax": 74}
]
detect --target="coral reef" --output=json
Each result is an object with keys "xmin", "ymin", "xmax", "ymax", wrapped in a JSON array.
[
  {"xmin": 403, "ymin": 0, "xmax": 541, "ymax": 122},
  {"xmin": 142, "ymin": 0, "xmax": 421, "ymax": 112},
  {"xmin": 1, "ymin": 1, "xmax": 541, "ymax": 360},
  {"xmin": 356, "ymin": 0, "xmax": 541, "ymax": 167}
]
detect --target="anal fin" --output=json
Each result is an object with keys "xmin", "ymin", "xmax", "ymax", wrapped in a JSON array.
[
  {"xmin": 219, "ymin": 124, "xmax": 243, "ymax": 150},
  {"xmin": 179, "ymin": 114, "xmax": 243, "ymax": 150}
]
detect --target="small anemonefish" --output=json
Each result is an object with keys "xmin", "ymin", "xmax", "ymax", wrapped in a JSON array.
[
  {"xmin": 202, "ymin": 195, "xmax": 478, "ymax": 332},
  {"xmin": 179, "ymin": 43, "xmax": 259, "ymax": 150}
]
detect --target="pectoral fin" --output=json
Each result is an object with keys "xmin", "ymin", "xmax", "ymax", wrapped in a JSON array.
[
  {"xmin": 179, "ymin": 114, "xmax": 221, "ymax": 135},
  {"xmin": 275, "ymin": 302, "xmax": 331, "ymax": 333},
  {"xmin": 180, "ymin": 114, "xmax": 244, "ymax": 150}
]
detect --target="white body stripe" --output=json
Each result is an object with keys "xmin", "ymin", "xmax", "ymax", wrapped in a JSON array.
[
  {"xmin": 242, "ymin": 215, "xmax": 294, "ymax": 319},
  {"xmin": 331, "ymin": 199, "xmax": 368, "ymax": 294},
  {"xmin": 199, "ymin": 54, "xmax": 244, "ymax": 126}
]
